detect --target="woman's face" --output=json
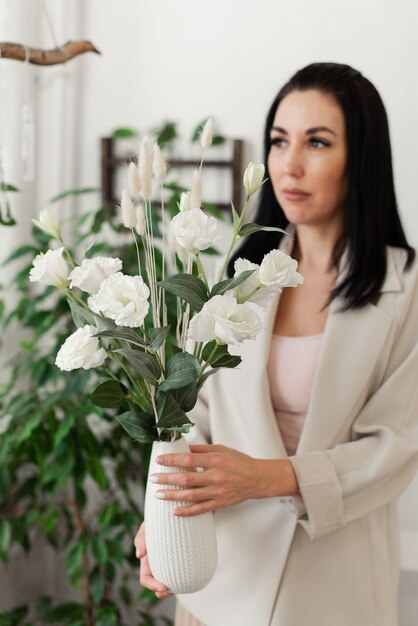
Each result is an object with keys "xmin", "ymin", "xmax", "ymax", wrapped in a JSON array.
[{"xmin": 267, "ymin": 89, "xmax": 347, "ymax": 229}]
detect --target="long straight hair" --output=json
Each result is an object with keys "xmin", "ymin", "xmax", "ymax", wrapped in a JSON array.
[{"xmin": 228, "ymin": 63, "xmax": 415, "ymax": 310}]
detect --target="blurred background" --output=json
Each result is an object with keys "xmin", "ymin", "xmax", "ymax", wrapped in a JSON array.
[{"xmin": 0, "ymin": 1, "xmax": 417, "ymax": 624}]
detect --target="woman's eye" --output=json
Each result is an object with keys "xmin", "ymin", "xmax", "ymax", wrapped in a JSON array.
[
  {"xmin": 270, "ymin": 136, "xmax": 286, "ymax": 148},
  {"xmin": 309, "ymin": 137, "xmax": 330, "ymax": 148}
]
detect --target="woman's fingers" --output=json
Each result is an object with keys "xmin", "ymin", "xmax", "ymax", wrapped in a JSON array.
[
  {"xmin": 134, "ymin": 523, "xmax": 172, "ymax": 598},
  {"xmin": 139, "ymin": 553, "xmax": 172, "ymax": 598},
  {"xmin": 149, "ymin": 469, "xmax": 210, "ymax": 489}
]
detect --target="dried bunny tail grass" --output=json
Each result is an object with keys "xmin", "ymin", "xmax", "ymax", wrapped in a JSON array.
[
  {"xmin": 139, "ymin": 135, "xmax": 154, "ymax": 199},
  {"xmin": 128, "ymin": 161, "xmax": 142, "ymax": 194},
  {"xmin": 135, "ymin": 204, "xmax": 146, "ymax": 236},
  {"xmin": 120, "ymin": 190, "xmax": 137, "ymax": 228},
  {"xmin": 153, "ymin": 143, "xmax": 167, "ymax": 180},
  {"xmin": 190, "ymin": 168, "xmax": 201, "ymax": 209},
  {"xmin": 201, "ymin": 117, "xmax": 214, "ymax": 148}
]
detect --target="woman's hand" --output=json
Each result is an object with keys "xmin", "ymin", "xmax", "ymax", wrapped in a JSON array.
[
  {"xmin": 134, "ymin": 522, "xmax": 172, "ymax": 599},
  {"xmin": 149, "ymin": 443, "xmax": 298, "ymax": 516}
]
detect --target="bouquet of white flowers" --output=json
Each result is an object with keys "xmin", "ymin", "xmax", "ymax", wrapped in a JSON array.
[{"xmin": 29, "ymin": 119, "xmax": 303, "ymax": 593}]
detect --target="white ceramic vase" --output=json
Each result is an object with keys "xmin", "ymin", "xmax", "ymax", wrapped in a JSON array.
[{"xmin": 144, "ymin": 436, "xmax": 218, "ymax": 594}]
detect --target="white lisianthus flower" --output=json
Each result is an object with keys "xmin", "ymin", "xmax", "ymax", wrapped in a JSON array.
[
  {"xmin": 169, "ymin": 207, "xmax": 220, "ymax": 254},
  {"xmin": 32, "ymin": 208, "xmax": 62, "ymax": 240},
  {"xmin": 88, "ymin": 272, "xmax": 150, "ymax": 327},
  {"xmin": 167, "ymin": 228, "xmax": 191, "ymax": 263},
  {"xmin": 243, "ymin": 162, "xmax": 265, "ymax": 198},
  {"xmin": 188, "ymin": 293, "xmax": 261, "ymax": 345},
  {"xmin": 29, "ymin": 247, "xmax": 70, "ymax": 288},
  {"xmin": 55, "ymin": 325, "xmax": 107, "ymax": 371},
  {"xmin": 233, "ymin": 258, "xmax": 278, "ymax": 308},
  {"xmin": 69, "ymin": 256, "xmax": 123, "ymax": 295},
  {"xmin": 259, "ymin": 249, "xmax": 304, "ymax": 290}
]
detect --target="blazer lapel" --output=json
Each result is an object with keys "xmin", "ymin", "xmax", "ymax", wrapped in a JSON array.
[{"xmin": 297, "ymin": 248, "xmax": 402, "ymax": 453}]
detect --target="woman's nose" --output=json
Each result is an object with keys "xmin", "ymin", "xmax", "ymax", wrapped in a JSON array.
[{"xmin": 283, "ymin": 148, "xmax": 304, "ymax": 178}]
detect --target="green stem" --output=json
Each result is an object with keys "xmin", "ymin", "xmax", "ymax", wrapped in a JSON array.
[
  {"xmin": 217, "ymin": 197, "xmax": 249, "ymax": 283},
  {"xmin": 195, "ymin": 254, "xmax": 209, "ymax": 291}
]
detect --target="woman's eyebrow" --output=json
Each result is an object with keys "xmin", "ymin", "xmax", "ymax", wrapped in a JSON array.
[{"xmin": 270, "ymin": 125, "xmax": 336, "ymax": 136}]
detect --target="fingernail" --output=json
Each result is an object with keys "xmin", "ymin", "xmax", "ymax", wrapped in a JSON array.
[
  {"xmin": 156, "ymin": 456, "xmax": 165, "ymax": 464},
  {"xmin": 156, "ymin": 588, "xmax": 168, "ymax": 593},
  {"xmin": 148, "ymin": 474, "xmax": 159, "ymax": 483},
  {"xmin": 155, "ymin": 491, "xmax": 165, "ymax": 500},
  {"xmin": 135, "ymin": 547, "xmax": 142, "ymax": 558}
]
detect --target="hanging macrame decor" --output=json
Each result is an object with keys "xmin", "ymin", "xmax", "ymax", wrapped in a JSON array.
[{"xmin": 0, "ymin": 0, "xmax": 100, "ymax": 226}]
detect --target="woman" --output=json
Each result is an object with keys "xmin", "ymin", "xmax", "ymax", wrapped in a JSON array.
[{"xmin": 135, "ymin": 63, "xmax": 418, "ymax": 626}]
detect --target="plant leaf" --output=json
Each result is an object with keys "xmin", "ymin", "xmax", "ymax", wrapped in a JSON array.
[
  {"xmin": 148, "ymin": 325, "xmax": 171, "ymax": 352},
  {"xmin": 115, "ymin": 410, "xmax": 156, "ymax": 443},
  {"xmin": 159, "ymin": 352, "xmax": 201, "ymax": 392},
  {"xmin": 158, "ymin": 274, "xmax": 209, "ymax": 311},
  {"xmin": 172, "ymin": 381, "xmax": 198, "ymax": 412},
  {"xmin": 92, "ymin": 537, "xmax": 108, "ymax": 565},
  {"xmin": 210, "ymin": 269, "xmax": 256, "ymax": 297},
  {"xmin": 90, "ymin": 567, "xmax": 105, "ymax": 604},
  {"xmin": 202, "ymin": 341, "xmax": 241, "ymax": 368},
  {"xmin": 0, "ymin": 182, "xmax": 19, "ymax": 192},
  {"xmin": 112, "ymin": 127, "xmax": 137, "ymax": 138},
  {"xmin": 95, "ymin": 327, "xmax": 146, "ymax": 348},
  {"xmin": 50, "ymin": 187, "xmax": 100, "ymax": 203},
  {"xmin": 115, "ymin": 349, "xmax": 161, "ymax": 384},
  {"xmin": 2, "ymin": 244, "xmax": 39, "ymax": 266},
  {"xmin": 91, "ymin": 380, "xmax": 128, "ymax": 408},
  {"xmin": 238, "ymin": 223, "xmax": 289, "ymax": 238},
  {"xmin": 0, "ymin": 519, "xmax": 11, "ymax": 561},
  {"xmin": 155, "ymin": 392, "xmax": 193, "ymax": 430}
]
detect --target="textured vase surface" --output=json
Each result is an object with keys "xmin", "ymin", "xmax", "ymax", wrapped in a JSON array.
[{"xmin": 144, "ymin": 437, "xmax": 218, "ymax": 594}]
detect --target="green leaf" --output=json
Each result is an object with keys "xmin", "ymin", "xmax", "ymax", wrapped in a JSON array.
[
  {"xmin": 112, "ymin": 127, "xmax": 137, "ymax": 138},
  {"xmin": 238, "ymin": 223, "xmax": 289, "ymax": 238},
  {"xmin": 86, "ymin": 456, "xmax": 109, "ymax": 490},
  {"xmin": 54, "ymin": 414, "xmax": 75, "ymax": 449},
  {"xmin": 90, "ymin": 567, "xmax": 105, "ymax": 604},
  {"xmin": 107, "ymin": 539, "xmax": 124, "ymax": 564},
  {"xmin": 66, "ymin": 540, "xmax": 86, "ymax": 575},
  {"xmin": 1, "ymin": 244, "xmax": 39, "ymax": 266},
  {"xmin": 16, "ymin": 413, "xmax": 42, "ymax": 444},
  {"xmin": 202, "ymin": 341, "xmax": 242, "ymax": 368},
  {"xmin": 95, "ymin": 605, "xmax": 117, "ymax": 626},
  {"xmin": 91, "ymin": 380, "xmax": 128, "ymax": 408},
  {"xmin": 210, "ymin": 269, "xmax": 256, "ymax": 297},
  {"xmin": 0, "ymin": 519, "xmax": 11, "ymax": 561},
  {"xmin": 148, "ymin": 325, "xmax": 171, "ymax": 352},
  {"xmin": 0, "ymin": 605, "xmax": 27, "ymax": 625},
  {"xmin": 159, "ymin": 352, "xmax": 201, "ymax": 392},
  {"xmin": 172, "ymin": 381, "xmax": 198, "ymax": 412},
  {"xmin": 115, "ymin": 349, "xmax": 161, "ymax": 384},
  {"xmin": 0, "ymin": 182, "xmax": 19, "ymax": 192},
  {"xmin": 231, "ymin": 201, "xmax": 241, "ymax": 230},
  {"xmin": 155, "ymin": 392, "xmax": 193, "ymax": 430},
  {"xmin": 50, "ymin": 187, "xmax": 100, "ymax": 203},
  {"xmin": 153, "ymin": 120, "xmax": 178, "ymax": 147},
  {"xmin": 158, "ymin": 274, "xmax": 209, "ymax": 311},
  {"xmin": 92, "ymin": 537, "xmax": 108, "ymax": 565},
  {"xmin": 116, "ymin": 410, "xmax": 156, "ymax": 443},
  {"xmin": 97, "ymin": 501, "xmax": 119, "ymax": 530},
  {"xmin": 68, "ymin": 300, "xmax": 116, "ymax": 332},
  {"xmin": 95, "ymin": 327, "xmax": 146, "ymax": 348},
  {"xmin": 190, "ymin": 118, "xmax": 225, "ymax": 145}
]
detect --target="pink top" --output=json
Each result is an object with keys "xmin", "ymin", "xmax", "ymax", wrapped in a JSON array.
[{"xmin": 267, "ymin": 333, "xmax": 324, "ymax": 455}]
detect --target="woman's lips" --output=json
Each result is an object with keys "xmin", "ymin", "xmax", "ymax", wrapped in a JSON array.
[{"xmin": 282, "ymin": 188, "xmax": 311, "ymax": 201}]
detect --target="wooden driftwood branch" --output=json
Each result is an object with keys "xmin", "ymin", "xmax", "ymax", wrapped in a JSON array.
[{"xmin": 0, "ymin": 40, "xmax": 100, "ymax": 66}]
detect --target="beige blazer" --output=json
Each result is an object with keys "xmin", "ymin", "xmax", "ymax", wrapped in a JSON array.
[{"xmin": 179, "ymin": 244, "xmax": 418, "ymax": 626}]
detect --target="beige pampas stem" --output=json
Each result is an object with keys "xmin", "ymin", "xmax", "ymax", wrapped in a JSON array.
[
  {"xmin": 139, "ymin": 136, "xmax": 153, "ymax": 199},
  {"xmin": 190, "ymin": 169, "xmax": 201, "ymax": 209},
  {"xmin": 201, "ymin": 117, "xmax": 214, "ymax": 149},
  {"xmin": 153, "ymin": 143, "xmax": 167, "ymax": 180},
  {"xmin": 120, "ymin": 190, "xmax": 137, "ymax": 228}
]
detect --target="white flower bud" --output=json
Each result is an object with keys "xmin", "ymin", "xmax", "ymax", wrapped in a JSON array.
[
  {"xmin": 32, "ymin": 208, "xmax": 62, "ymax": 240},
  {"xmin": 243, "ymin": 162, "xmax": 265, "ymax": 198},
  {"xmin": 179, "ymin": 191, "xmax": 192, "ymax": 212}
]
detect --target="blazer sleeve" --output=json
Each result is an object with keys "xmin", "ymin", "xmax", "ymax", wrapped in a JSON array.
[{"xmin": 288, "ymin": 263, "xmax": 418, "ymax": 540}]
